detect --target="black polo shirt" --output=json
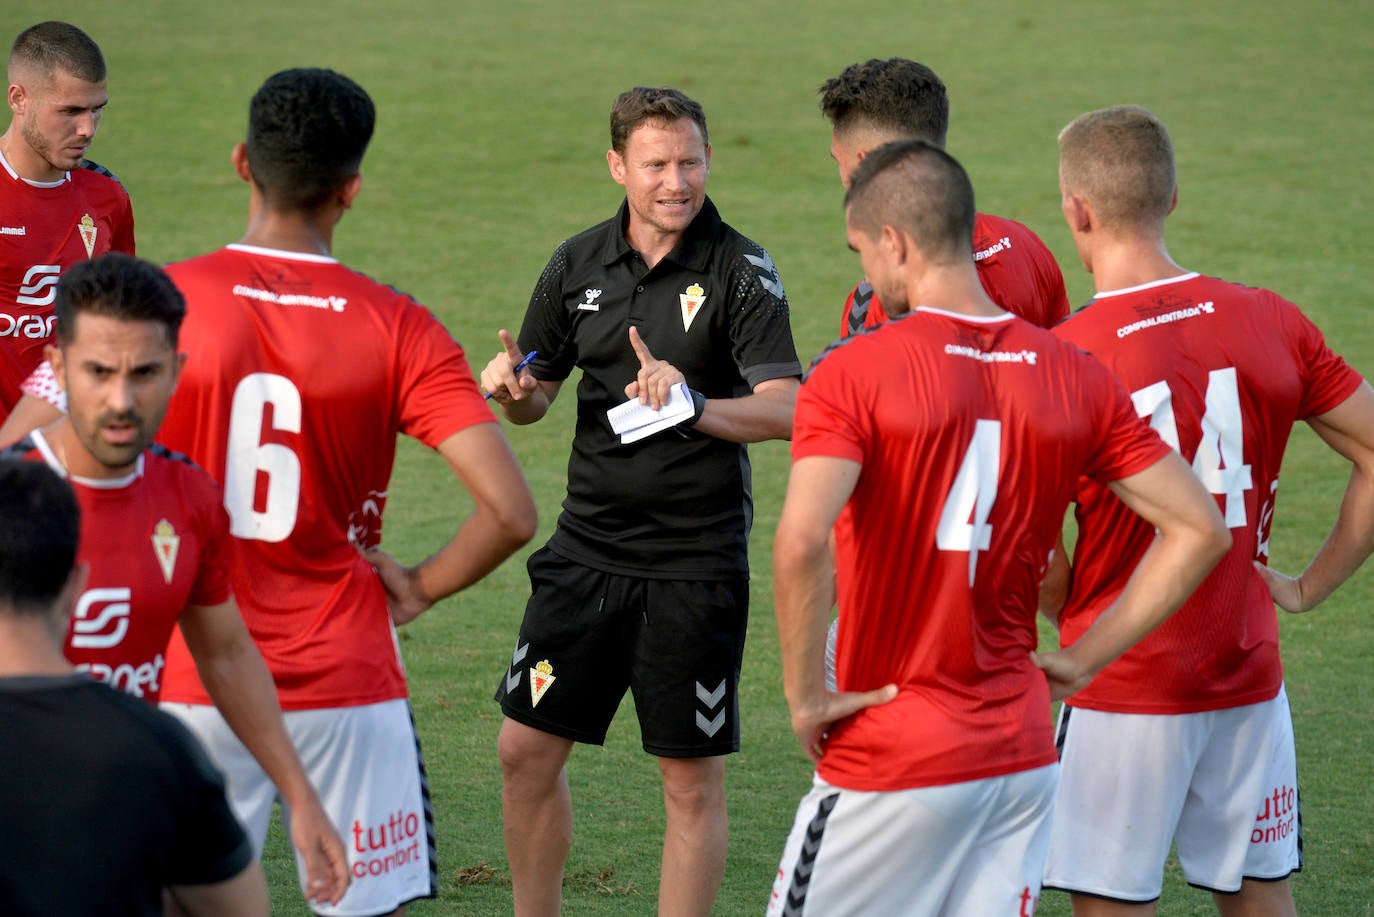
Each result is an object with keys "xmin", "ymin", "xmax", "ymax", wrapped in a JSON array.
[{"xmin": 518, "ymin": 196, "xmax": 801, "ymax": 579}]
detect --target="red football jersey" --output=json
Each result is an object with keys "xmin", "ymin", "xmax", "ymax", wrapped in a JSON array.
[
  {"xmin": 0, "ymin": 158, "xmax": 135, "ymax": 415},
  {"xmin": 794, "ymin": 308, "xmax": 1170, "ymax": 791},
  {"xmin": 17, "ymin": 431, "xmax": 231, "ymax": 703},
  {"xmin": 839, "ymin": 212, "xmax": 1069, "ymax": 337},
  {"xmin": 1054, "ymin": 273, "xmax": 1364, "ymax": 714},
  {"xmin": 156, "ymin": 244, "xmax": 495, "ymax": 710}
]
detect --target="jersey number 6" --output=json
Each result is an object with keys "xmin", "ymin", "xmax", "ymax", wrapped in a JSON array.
[{"xmin": 224, "ymin": 373, "xmax": 302, "ymax": 543}]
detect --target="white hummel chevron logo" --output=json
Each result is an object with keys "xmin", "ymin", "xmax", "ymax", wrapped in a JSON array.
[
  {"xmin": 743, "ymin": 251, "xmax": 785, "ymax": 299},
  {"xmin": 695, "ymin": 679, "xmax": 727, "ymax": 737},
  {"xmin": 506, "ymin": 641, "xmax": 529, "ymax": 692}
]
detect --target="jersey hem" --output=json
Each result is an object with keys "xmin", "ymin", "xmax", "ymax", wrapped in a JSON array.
[
  {"xmin": 1067, "ymin": 682, "xmax": 1281, "ymax": 715},
  {"xmin": 817, "ymin": 750, "xmax": 1057, "ymax": 792}
]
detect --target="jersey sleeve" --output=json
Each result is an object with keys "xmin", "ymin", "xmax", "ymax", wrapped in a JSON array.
[
  {"xmin": 726, "ymin": 244, "xmax": 802, "ymax": 387},
  {"xmin": 792, "ymin": 343, "xmax": 871, "ymax": 465},
  {"xmin": 112, "ymin": 186, "xmax": 135, "ymax": 255},
  {"xmin": 394, "ymin": 298, "xmax": 494, "ymax": 449},
  {"xmin": 188, "ymin": 472, "xmax": 233, "ymax": 609},
  {"xmin": 1278, "ymin": 294, "xmax": 1365, "ymax": 417},
  {"xmin": 517, "ymin": 240, "xmax": 579, "ymax": 382},
  {"xmin": 20, "ymin": 360, "xmax": 67, "ymax": 410}
]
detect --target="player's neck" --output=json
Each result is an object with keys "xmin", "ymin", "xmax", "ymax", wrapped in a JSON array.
[
  {"xmin": 0, "ymin": 127, "xmax": 65, "ymax": 184},
  {"xmin": 238, "ymin": 206, "xmax": 336, "ymax": 257},
  {"xmin": 908, "ymin": 263, "xmax": 1005, "ymax": 319},
  {"xmin": 1089, "ymin": 235, "xmax": 1187, "ymax": 294},
  {"xmin": 0, "ymin": 615, "xmax": 73, "ymax": 677}
]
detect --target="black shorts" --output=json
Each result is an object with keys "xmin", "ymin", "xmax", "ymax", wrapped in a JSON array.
[{"xmin": 495, "ymin": 546, "xmax": 749, "ymax": 757}]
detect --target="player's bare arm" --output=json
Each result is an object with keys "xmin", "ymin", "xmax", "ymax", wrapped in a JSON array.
[
  {"xmin": 369, "ymin": 422, "xmax": 537, "ymax": 626},
  {"xmin": 178, "ymin": 599, "xmax": 350, "ymax": 906},
  {"xmin": 481, "ymin": 328, "xmax": 560, "ymax": 422},
  {"xmin": 624, "ymin": 326, "xmax": 798, "ymax": 443},
  {"xmin": 1033, "ymin": 451, "xmax": 1231, "ymax": 699},
  {"xmin": 1257, "ymin": 380, "xmax": 1374, "ymax": 612},
  {"xmin": 774, "ymin": 455, "xmax": 898, "ymax": 762},
  {"xmin": 1038, "ymin": 532, "xmax": 1071, "ymax": 627},
  {"xmin": 0, "ymin": 393, "xmax": 62, "ymax": 448}
]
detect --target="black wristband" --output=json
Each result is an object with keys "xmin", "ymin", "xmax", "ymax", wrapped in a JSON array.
[{"xmin": 678, "ymin": 387, "xmax": 706, "ymax": 429}]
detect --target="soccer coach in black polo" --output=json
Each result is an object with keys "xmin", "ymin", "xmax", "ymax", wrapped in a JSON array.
[{"xmin": 482, "ymin": 85, "xmax": 801, "ymax": 917}]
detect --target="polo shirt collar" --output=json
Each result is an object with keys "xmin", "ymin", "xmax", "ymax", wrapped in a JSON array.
[{"xmin": 601, "ymin": 196, "xmax": 723, "ymax": 272}]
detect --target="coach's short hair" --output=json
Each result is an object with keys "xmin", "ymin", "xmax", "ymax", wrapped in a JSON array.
[
  {"xmin": 8, "ymin": 21, "xmax": 105, "ymax": 84},
  {"xmin": 844, "ymin": 139, "xmax": 975, "ymax": 266},
  {"xmin": 609, "ymin": 86, "xmax": 709, "ymax": 154},
  {"xmin": 1058, "ymin": 105, "xmax": 1176, "ymax": 229},
  {"xmin": 819, "ymin": 58, "xmax": 949, "ymax": 148},
  {"xmin": 246, "ymin": 67, "xmax": 376, "ymax": 212},
  {"xmin": 54, "ymin": 253, "xmax": 186, "ymax": 349},
  {"xmin": 0, "ymin": 461, "xmax": 80, "ymax": 616}
]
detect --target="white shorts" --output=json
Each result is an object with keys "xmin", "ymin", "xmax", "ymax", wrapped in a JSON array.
[
  {"xmin": 1043, "ymin": 685, "xmax": 1300, "ymax": 902},
  {"xmin": 767, "ymin": 765, "xmax": 1056, "ymax": 916},
  {"xmin": 163, "ymin": 699, "xmax": 437, "ymax": 917}
]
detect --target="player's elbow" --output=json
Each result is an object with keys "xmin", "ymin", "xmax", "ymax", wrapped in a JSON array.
[{"xmin": 496, "ymin": 490, "xmax": 539, "ymax": 548}]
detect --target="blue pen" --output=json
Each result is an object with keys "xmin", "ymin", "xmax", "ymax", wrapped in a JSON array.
[{"xmin": 485, "ymin": 350, "xmax": 539, "ymax": 400}]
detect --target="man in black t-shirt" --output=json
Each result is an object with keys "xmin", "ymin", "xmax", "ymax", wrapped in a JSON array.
[
  {"xmin": 0, "ymin": 460, "xmax": 268, "ymax": 916},
  {"xmin": 482, "ymin": 86, "xmax": 801, "ymax": 916}
]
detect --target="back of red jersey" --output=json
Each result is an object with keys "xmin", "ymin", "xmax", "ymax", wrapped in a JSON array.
[
  {"xmin": 0, "ymin": 162, "xmax": 135, "ymax": 414},
  {"xmin": 1055, "ymin": 273, "xmax": 1363, "ymax": 713},
  {"xmin": 157, "ymin": 245, "xmax": 493, "ymax": 708},
  {"xmin": 838, "ymin": 212, "xmax": 1069, "ymax": 337},
  {"xmin": 794, "ymin": 310, "xmax": 1169, "ymax": 791}
]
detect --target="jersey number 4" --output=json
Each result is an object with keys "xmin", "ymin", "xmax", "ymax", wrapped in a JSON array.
[
  {"xmin": 937, "ymin": 419, "xmax": 1002, "ymax": 586},
  {"xmin": 225, "ymin": 373, "xmax": 302, "ymax": 542},
  {"xmin": 1130, "ymin": 366, "xmax": 1253, "ymax": 527}
]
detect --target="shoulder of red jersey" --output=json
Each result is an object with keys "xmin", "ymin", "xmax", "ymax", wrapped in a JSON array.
[
  {"xmin": 78, "ymin": 159, "xmax": 126, "ymax": 188},
  {"xmin": 143, "ymin": 442, "xmax": 224, "ymax": 500}
]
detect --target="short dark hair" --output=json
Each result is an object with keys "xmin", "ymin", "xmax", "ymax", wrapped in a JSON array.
[
  {"xmin": 245, "ymin": 67, "xmax": 376, "ymax": 211},
  {"xmin": 8, "ymin": 21, "xmax": 105, "ymax": 84},
  {"xmin": 0, "ymin": 461, "xmax": 80, "ymax": 615},
  {"xmin": 54, "ymin": 253, "xmax": 186, "ymax": 349},
  {"xmin": 609, "ymin": 86, "xmax": 709, "ymax": 154},
  {"xmin": 819, "ymin": 58, "xmax": 949, "ymax": 147},
  {"xmin": 844, "ymin": 139, "xmax": 975, "ymax": 265}
]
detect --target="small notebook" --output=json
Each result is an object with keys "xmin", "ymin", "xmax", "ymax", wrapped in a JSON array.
[{"xmin": 607, "ymin": 382, "xmax": 694, "ymax": 443}]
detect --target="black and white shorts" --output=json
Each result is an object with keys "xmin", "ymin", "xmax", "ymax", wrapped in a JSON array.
[{"xmin": 495, "ymin": 546, "xmax": 748, "ymax": 757}]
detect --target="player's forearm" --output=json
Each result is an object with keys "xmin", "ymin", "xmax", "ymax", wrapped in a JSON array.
[
  {"xmin": 692, "ymin": 378, "xmax": 798, "ymax": 443},
  {"xmin": 774, "ymin": 527, "xmax": 835, "ymax": 710},
  {"xmin": 1288, "ymin": 462, "xmax": 1374, "ymax": 609},
  {"xmin": 415, "ymin": 500, "xmax": 537, "ymax": 604}
]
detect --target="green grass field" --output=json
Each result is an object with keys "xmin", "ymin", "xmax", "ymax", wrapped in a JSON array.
[{"xmin": 16, "ymin": 0, "xmax": 1373, "ymax": 913}]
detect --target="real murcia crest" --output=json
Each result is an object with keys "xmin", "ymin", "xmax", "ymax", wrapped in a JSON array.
[
  {"xmin": 529, "ymin": 659, "xmax": 557, "ymax": 707},
  {"xmin": 679, "ymin": 283, "xmax": 706, "ymax": 331},
  {"xmin": 78, "ymin": 214, "xmax": 97, "ymax": 258},
  {"xmin": 151, "ymin": 519, "xmax": 180, "ymax": 584}
]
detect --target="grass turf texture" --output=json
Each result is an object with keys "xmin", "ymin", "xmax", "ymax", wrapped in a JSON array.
[{"xmin": 17, "ymin": 0, "xmax": 1372, "ymax": 912}]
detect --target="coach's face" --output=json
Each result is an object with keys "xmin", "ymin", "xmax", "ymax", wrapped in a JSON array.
[
  {"xmin": 47, "ymin": 313, "xmax": 185, "ymax": 478},
  {"xmin": 608, "ymin": 117, "xmax": 710, "ymax": 241}
]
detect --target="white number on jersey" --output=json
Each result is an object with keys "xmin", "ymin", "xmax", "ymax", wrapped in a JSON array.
[
  {"xmin": 937, "ymin": 419, "xmax": 1002, "ymax": 586},
  {"xmin": 224, "ymin": 373, "xmax": 302, "ymax": 542},
  {"xmin": 1130, "ymin": 367, "xmax": 1253, "ymax": 527}
]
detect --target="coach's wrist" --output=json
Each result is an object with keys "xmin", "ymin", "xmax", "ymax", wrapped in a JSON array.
[{"xmin": 677, "ymin": 388, "xmax": 706, "ymax": 429}]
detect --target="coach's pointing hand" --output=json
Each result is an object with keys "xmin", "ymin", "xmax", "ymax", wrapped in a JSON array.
[
  {"xmin": 625, "ymin": 326, "xmax": 685, "ymax": 411},
  {"xmin": 482, "ymin": 330, "xmax": 537, "ymax": 403}
]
